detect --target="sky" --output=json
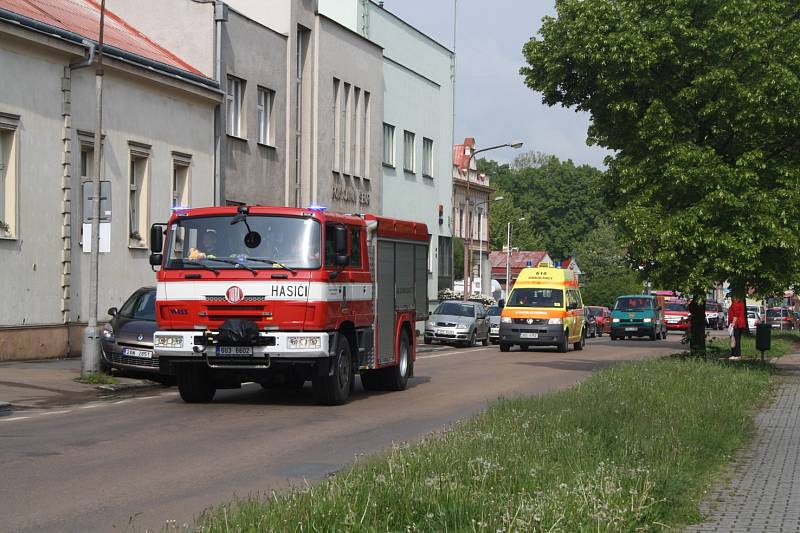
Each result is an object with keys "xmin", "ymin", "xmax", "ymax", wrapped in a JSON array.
[{"xmin": 382, "ymin": 0, "xmax": 610, "ymax": 169}]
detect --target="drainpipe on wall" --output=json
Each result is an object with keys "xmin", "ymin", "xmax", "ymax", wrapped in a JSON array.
[
  {"xmin": 213, "ymin": 1, "xmax": 227, "ymax": 206},
  {"xmin": 60, "ymin": 40, "xmax": 95, "ymax": 355}
]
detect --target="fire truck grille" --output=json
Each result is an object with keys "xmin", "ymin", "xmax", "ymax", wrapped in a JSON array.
[
  {"xmin": 205, "ymin": 295, "xmax": 266, "ymax": 302},
  {"xmin": 204, "ymin": 305, "xmax": 269, "ymax": 323}
]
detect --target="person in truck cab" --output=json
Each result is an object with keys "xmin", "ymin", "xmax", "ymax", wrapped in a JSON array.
[{"xmin": 188, "ymin": 229, "xmax": 217, "ymax": 260}]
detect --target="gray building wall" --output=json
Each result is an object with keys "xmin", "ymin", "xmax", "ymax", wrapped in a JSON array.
[
  {"xmin": 0, "ymin": 25, "xmax": 218, "ymax": 360},
  {"xmin": 220, "ymin": 10, "xmax": 288, "ymax": 206},
  {"xmin": 313, "ymin": 16, "xmax": 383, "ymax": 213}
]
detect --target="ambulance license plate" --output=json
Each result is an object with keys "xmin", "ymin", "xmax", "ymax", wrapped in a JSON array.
[
  {"xmin": 216, "ymin": 346, "xmax": 253, "ymax": 356},
  {"xmin": 520, "ymin": 333, "xmax": 539, "ymax": 339}
]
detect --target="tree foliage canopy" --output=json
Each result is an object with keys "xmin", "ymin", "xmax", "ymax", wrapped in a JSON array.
[
  {"xmin": 521, "ymin": 0, "xmax": 800, "ymax": 298},
  {"xmin": 480, "ymin": 154, "xmax": 606, "ymax": 259}
]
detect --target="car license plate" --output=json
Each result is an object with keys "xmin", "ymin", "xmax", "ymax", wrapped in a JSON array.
[
  {"xmin": 216, "ymin": 346, "xmax": 253, "ymax": 356},
  {"xmin": 122, "ymin": 347, "xmax": 152, "ymax": 359},
  {"xmin": 520, "ymin": 332, "xmax": 538, "ymax": 339},
  {"xmin": 436, "ymin": 328, "xmax": 450, "ymax": 335},
  {"xmin": 625, "ymin": 327, "xmax": 638, "ymax": 332}
]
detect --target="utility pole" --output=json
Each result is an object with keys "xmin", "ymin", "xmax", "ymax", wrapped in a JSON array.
[
  {"xmin": 460, "ymin": 142, "xmax": 523, "ymax": 300},
  {"xmin": 82, "ymin": 0, "xmax": 106, "ymax": 376}
]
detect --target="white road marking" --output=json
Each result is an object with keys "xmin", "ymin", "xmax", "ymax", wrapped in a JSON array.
[
  {"xmin": 79, "ymin": 403, "xmax": 102, "ymax": 409},
  {"xmin": 418, "ymin": 348, "xmax": 494, "ymax": 360},
  {"xmin": 1, "ymin": 416, "xmax": 30, "ymax": 422},
  {"xmin": 39, "ymin": 410, "xmax": 72, "ymax": 416}
]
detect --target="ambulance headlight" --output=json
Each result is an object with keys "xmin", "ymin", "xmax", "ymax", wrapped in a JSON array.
[
  {"xmin": 287, "ymin": 336, "xmax": 321, "ymax": 350},
  {"xmin": 548, "ymin": 318, "xmax": 563, "ymax": 325},
  {"xmin": 155, "ymin": 335, "xmax": 184, "ymax": 348},
  {"xmin": 501, "ymin": 317, "xmax": 513, "ymax": 323}
]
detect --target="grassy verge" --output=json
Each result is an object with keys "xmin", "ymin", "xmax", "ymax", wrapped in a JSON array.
[
  {"xmin": 76, "ymin": 372, "xmax": 118, "ymax": 385},
  {"xmin": 708, "ymin": 331, "xmax": 800, "ymax": 359},
  {"xmin": 195, "ymin": 359, "xmax": 772, "ymax": 532}
]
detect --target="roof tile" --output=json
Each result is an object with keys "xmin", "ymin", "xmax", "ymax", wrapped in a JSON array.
[{"xmin": 0, "ymin": 0, "xmax": 204, "ymax": 76}]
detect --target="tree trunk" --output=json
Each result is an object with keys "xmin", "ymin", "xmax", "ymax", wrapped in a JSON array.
[{"xmin": 688, "ymin": 295, "xmax": 706, "ymax": 355}]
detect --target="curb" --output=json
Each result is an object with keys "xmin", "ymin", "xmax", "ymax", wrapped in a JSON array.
[{"xmin": 97, "ymin": 380, "xmax": 161, "ymax": 393}]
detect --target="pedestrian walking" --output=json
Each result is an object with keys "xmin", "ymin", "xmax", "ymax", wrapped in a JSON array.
[{"xmin": 728, "ymin": 296, "xmax": 746, "ymax": 359}]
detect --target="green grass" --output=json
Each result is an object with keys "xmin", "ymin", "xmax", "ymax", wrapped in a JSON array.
[
  {"xmin": 76, "ymin": 372, "xmax": 118, "ymax": 385},
  {"xmin": 194, "ymin": 359, "xmax": 772, "ymax": 532},
  {"xmin": 708, "ymin": 331, "xmax": 800, "ymax": 359}
]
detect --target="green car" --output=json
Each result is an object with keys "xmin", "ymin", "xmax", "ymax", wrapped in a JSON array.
[{"xmin": 610, "ymin": 294, "xmax": 667, "ymax": 341}]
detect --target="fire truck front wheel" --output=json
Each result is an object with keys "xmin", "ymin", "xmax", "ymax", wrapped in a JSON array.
[
  {"xmin": 312, "ymin": 335, "xmax": 353, "ymax": 405},
  {"xmin": 177, "ymin": 366, "xmax": 216, "ymax": 403}
]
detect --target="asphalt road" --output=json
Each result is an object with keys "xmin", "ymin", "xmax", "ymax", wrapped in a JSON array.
[{"xmin": 0, "ymin": 334, "xmax": 686, "ymax": 532}]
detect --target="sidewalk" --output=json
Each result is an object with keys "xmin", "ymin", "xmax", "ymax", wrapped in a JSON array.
[
  {"xmin": 0, "ymin": 357, "xmax": 162, "ymax": 411},
  {"xmin": 686, "ymin": 354, "xmax": 800, "ymax": 532}
]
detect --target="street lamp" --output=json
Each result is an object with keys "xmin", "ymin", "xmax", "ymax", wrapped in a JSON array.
[
  {"xmin": 472, "ymin": 196, "xmax": 504, "ymax": 296},
  {"xmin": 506, "ymin": 216, "xmax": 526, "ymax": 299},
  {"xmin": 461, "ymin": 142, "xmax": 522, "ymax": 300}
]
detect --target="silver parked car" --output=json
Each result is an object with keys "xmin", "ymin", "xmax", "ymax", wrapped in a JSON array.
[
  {"xmin": 424, "ymin": 300, "xmax": 490, "ymax": 347},
  {"xmin": 487, "ymin": 305, "xmax": 501, "ymax": 344}
]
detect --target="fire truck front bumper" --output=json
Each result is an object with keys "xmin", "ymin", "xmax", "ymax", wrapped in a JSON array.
[{"xmin": 153, "ymin": 330, "xmax": 331, "ymax": 365}]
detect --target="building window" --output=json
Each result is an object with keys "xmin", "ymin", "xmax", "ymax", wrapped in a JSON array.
[
  {"xmin": 382, "ymin": 123, "xmax": 395, "ymax": 167},
  {"xmin": 257, "ymin": 87, "xmax": 274, "ymax": 145},
  {"xmin": 353, "ymin": 87, "xmax": 361, "ymax": 177},
  {"xmin": 226, "ymin": 75, "xmax": 244, "ymax": 137},
  {"xmin": 333, "ymin": 78, "xmax": 341, "ymax": 172},
  {"xmin": 423, "ymin": 137, "xmax": 434, "ymax": 177},
  {"xmin": 172, "ymin": 160, "xmax": 190, "ymax": 208},
  {"xmin": 403, "ymin": 130, "xmax": 415, "ymax": 172},
  {"xmin": 362, "ymin": 91, "xmax": 370, "ymax": 179},
  {"xmin": 343, "ymin": 82, "xmax": 352, "ymax": 174},
  {"xmin": 0, "ymin": 126, "xmax": 18, "ymax": 238},
  {"xmin": 128, "ymin": 151, "xmax": 149, "ymax": 245}
]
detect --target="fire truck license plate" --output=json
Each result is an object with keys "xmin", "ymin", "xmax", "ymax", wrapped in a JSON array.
[{"xmin": 216, "ymin": 346, "xmax": 254, "ymax": 356}]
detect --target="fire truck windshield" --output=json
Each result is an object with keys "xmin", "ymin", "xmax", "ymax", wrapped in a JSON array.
[{"xmin": 165, "ymin": 215, "xmax": 322, "ymax": 270}]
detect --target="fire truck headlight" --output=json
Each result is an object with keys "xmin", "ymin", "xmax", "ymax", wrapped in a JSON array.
[
  {"xmin": 155, "ymin": 335, "xmax": 184, "ymax": 348},
  {"xmin": 287, "ymin": 336, "xmax": 322, "ymax": 350}
]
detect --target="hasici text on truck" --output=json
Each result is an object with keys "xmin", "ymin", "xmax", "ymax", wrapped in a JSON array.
[
  {"xmin": 149, "ymin": 205, "xmax": 429, "ymax": 405},
  {"xmin": 498, "ymin": 267, "xmax": 586, "ymax": 353},
  {"xmin": 610, "ymin": 294, "xmax": 667, "ymax": 341}
]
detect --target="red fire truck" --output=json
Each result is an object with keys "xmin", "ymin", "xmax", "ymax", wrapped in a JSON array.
[{"xmin": 149, "ymin": 205, "xmax": 429, "ymax": 405}]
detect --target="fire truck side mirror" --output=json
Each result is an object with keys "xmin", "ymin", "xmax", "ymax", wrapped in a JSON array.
[{"xmin": 150, "ymin": 225, "xmax": 164, "ymax": 254}]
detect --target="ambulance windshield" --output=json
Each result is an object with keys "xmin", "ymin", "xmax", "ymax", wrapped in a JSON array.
[
  {"xmin": 165, "ymin": 215, "xmax": 322, "ymax": 270},
  {"xmin": 507, "ymin": 288, "xmax": 564, "ymax": 308}
]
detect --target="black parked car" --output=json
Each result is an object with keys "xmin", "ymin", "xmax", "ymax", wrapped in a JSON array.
[{"xmin": 101, "ymin": 287, "xmax": 159, "ymax": 373}]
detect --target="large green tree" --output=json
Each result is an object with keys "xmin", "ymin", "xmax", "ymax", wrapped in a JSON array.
[{"xmin": 522, "ymin": 0, "xmax": 800, "ymax": 350}]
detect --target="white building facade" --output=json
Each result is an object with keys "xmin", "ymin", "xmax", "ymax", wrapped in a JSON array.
[{"xmin": 0, "ymin": 0, "xmax": 219, "ymax": 360}]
